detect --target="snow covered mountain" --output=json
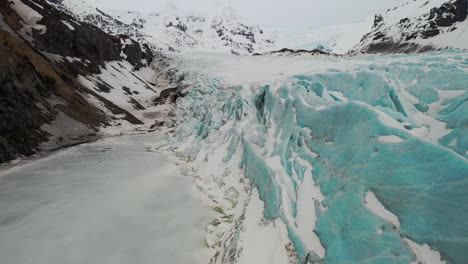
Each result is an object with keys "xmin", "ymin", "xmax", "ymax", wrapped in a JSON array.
[
  {"xmin": 352, "ymin": 0, "xmax": 468, "ymax": 54},
  {"xmin": 267, "ymin": 20, "xmax": 373, "ymax": 54},
  {"xmin": 109, "ymin": 6, "xmax": 275, "ymax": 55},
  {"xmin": 49, "ymin": 0, "xmax": 373, "ymax": 55},
  {"xmin": 55, "ymin": 0, "xmax": 275, "ymax": 55},
  {"xmin": 50, "ymin": 0, "xmax": 178, "ymax": 52},
  {"xmin": 0, "ymin": 0, "xmax": 176, "ymax": 163}
]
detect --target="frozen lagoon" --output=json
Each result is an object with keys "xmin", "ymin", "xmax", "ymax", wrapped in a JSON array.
[{"xmin": 0, "ymin": 134, "xmax": 212, "ymax": 264}]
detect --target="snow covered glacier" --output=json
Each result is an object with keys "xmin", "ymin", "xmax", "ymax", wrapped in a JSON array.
[{"xmin": 166, "ymin": 50, "xmax": 468, "ymax": 264}]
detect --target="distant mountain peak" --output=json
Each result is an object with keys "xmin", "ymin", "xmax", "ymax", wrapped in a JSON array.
[{"xmin": 351, "ymin": 0, "xmax": 468, "ymax": 54}]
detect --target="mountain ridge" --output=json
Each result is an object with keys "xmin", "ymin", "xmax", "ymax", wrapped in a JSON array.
[
  {"xmin": 57, "ymin": 0, "xmax": 275, "ymax": 55},
  {"xmin": 0, "ymin": 0, "xmax": 174, "ymax": 163},
  {"xmin": 351, "ymin": 0, "xmax": 468, "ymax": 54}
]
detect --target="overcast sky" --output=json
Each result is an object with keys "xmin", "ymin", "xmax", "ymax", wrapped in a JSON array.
[{"xmin": 87, "ymin": 0, "xmax": 407, "ymax": 27}]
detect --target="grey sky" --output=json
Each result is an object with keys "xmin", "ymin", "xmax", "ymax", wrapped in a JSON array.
[{"xmin": 87, "ymin": 0, "xmax": 407, "ymax": 27}]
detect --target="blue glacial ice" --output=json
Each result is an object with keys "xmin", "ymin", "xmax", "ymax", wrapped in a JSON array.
[{"xmin": 172, "ymin": 50, "xmax": 468, "ymax": 264}]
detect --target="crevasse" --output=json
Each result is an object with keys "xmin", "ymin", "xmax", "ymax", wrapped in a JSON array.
[{"xmin": 171, "ymin": 51, "xmax": 468, "ymax": 264}]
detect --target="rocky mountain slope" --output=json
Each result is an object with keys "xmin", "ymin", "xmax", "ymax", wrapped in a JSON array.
[
  {"xmin": 352, "ymin": 0, "xmax": 468, "ymax": 54},
  {"xmin": 0, "ymin": 0, "xmax": 175, "ymax": 163}
]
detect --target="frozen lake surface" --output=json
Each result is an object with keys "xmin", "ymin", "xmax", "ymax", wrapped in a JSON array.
[{"xmin": 0, "ymin": 134, "xmax": 212, "ymax": 264}]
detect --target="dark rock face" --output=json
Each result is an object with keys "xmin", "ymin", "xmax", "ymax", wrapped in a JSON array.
[
  {"xmin": 374, "ymin": 14, "xmax": 384, "ymax": 27},
  {"xmin": 48, "ymin": 1, "xmax": 159, "ymax": 54},
  {"xmin": 210, "ymin": 20, "xmax": 260, "ymax": 54},
  {"xmin": 157, "ymin": 87, "xmax": 183, "ymax": 105},
  {"xmin": 352, "ymin": 0, "xmax": 468, "ymax": 54},
  {"xmin": 418, "ymin": 0, "xmax": 467, "ymax": 39},
  {"xmin": 166, "ymin": 19, "xmax": 188, "ymax": 32},
  {"xmin": 121, "ymin": 37, "xmax": 154, "ymax": 70},
  {"xmin": 0, "ymin": 40, "xmax": 52, "ymax": 162},
  {"xmin": 258, "ymin": 48, "xmax": 339, "ymax": 57},
  {"xmin": 0, "ymin": 29, "xmax": 105, "ymax": 163},
  {"xmin": 429, "ymin": 0, "xmax": 467, "ymax": 27},
  {"xmin": 0, "ymin": 0, "xmax": 157, "ymax": 163},
  {"xmin": 130, "ymin": 17, "xmax": 146, "ymax": 29},
  {"xmin": 361, "ymin": 41, "xmax": 435, "ymax": 54},
  {"xmin": 22, "ymin": 0, "xmax": 153, "ymax": 73}
]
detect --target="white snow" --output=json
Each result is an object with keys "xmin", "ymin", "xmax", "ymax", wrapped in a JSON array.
[
  {"xmin": 427, "ymin": 89, "xmax": 466, "ymax": 115},
  {"xmin": 364, "ymin": 191, "xmax": 400, "ymax": 228},
  {"xmin": 9, "ymin": 0, "xmax": 43, "ymax": 25},
  {"xmin": 411, "ymin": 112, "xmax": 452, "ymax": 143},
  {"xmin": 61, "ymin": 20, "xmax": 75, "ymax": 31},
  {"xmin": 268, "ymin": 19, "xmax": 373, "ymax": 54},
  {"xmin": 236, "ymin": 190, "xmax": 291, "ymax": 264},
  {"xmin": 61, "ymin": 0, "xmax": 101, "ymax": 17},
  {"xmin": 40, "ymin": 51, "xmax": 65, "ymax": 62},
  {"xmin": 105, "ymin": 5, "xmax": 275, "ymax": 55},
  {"xmin": 378, "ymin": 135, "xmax": 405, "ymax": 143},
  {"xmin": 406, "ymin": 239, "xmax": 447, "ymax": 264},
  {"xmin": 294, "ymin": 159, "xmax": 326, "ymax": 258},
  {"xmin": 9, "ymin": 0, "xmax": 47, "ymax": 39}
]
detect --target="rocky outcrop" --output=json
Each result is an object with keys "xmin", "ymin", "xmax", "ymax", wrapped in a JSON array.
[
  {"xmin": 351, "ymin": 0, "xmax": 468, "ymax": 54},
  {"xmin": 255, "ymin": 48, "xmax": 339, "ymax": 57},
  {"xmin": 0, "ymin": 0, "xmax": 160, "ymax": 163},
  {"xmin": 0, "ymin": 28, "xmax": 105, "ymax": 162},
  {"xmin": 429, "ymin": 0, "xmax": 467, "ymax": 27}
]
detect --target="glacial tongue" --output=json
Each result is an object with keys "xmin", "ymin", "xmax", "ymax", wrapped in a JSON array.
[{"xmin": 169, "ymin": 51, "xmax": 468, "ymax": 263}]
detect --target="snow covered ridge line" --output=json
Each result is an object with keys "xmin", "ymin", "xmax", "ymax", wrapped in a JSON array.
[
  {"xmin": 168, "ymin": 51, "xmax": 468, "ymax": 263},
  {"xmin": 107, "ymin": 5, "xmax": 275, "ymax": 55},
  {"xmin": 46, "ymin": 0, "xmax": 170, "ymax": 53},
  {"xmin": 351, "ymin": 0, "xmax": 468, "ymax": 54},
  {"xmin": 50, "ymin": 0, "xmax": 275, "ymax": 54},
  {"xmin": 253, "ymin": 48, "xmax": 340, "ymax": 57}
]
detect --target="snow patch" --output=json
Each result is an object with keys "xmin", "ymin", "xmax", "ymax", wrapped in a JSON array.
[
  {"xmin": 237, "ymin": 190, "xmax": 291, "ymax": 264},
  {"xmin": 9, "ymin": 0, "xmax": 47, "ymax": 38},
  {"xmin": 378, "ymin": 135, "xmax": 405, "ymax": 143},
  {"xmin": 61, "ymin": 20, "xmax": 75, "ymax": 31},
  {"xmin": 405, "ymin": 239, "xmax": 446, "ymax": 264},
  {"xmin": 364, "ymin": 191, "xmax": 400, "ymax": 227}
]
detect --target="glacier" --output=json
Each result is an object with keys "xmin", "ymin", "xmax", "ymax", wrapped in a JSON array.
[{"xmin": 167, "ymin": 50, "xmax": 468, "ymax": 264}]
